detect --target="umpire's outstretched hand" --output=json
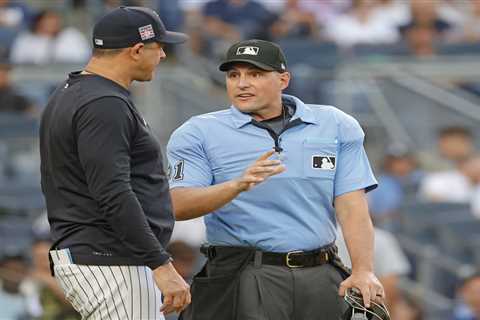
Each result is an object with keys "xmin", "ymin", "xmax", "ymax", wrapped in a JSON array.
[
  {"xmin": 235, "ymin": 149, "xmax": 286, "ymax": 191},
  {"xmin": 154, "ymin": 262, "xmax": 191, "ymax": 314}
]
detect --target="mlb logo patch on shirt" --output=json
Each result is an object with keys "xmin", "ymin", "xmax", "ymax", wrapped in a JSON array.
[
  {"xmin": 236, "ymin": 46, "xmax": 259, "ymax": 55},
  {"xmin": 139, "ymin": 24, "xmax": 155, "ymax": 40},
  {"xmin": 312, "ymin": 155, "xmax": 336, "ymax": 170}
]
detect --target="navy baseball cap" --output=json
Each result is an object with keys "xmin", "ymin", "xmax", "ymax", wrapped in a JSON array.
[
  {"xmin": 219, "ymin": 39, "xmax": 287, "ymax": 72},
  {"xmin": 92, "ymin": 6, "xmax": 188, "ymax": 49}
]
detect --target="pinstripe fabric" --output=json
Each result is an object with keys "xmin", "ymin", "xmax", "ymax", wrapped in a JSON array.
[{"xmin": 51, "ymin": 249, "xmax": 164, "ymax": 320}]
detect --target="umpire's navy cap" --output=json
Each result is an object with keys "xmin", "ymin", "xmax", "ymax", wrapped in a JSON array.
[
  {"xmin": 92, "ymin": 6, "xmax": 188, "ymax": 49},
  {"xmin": 219, "ymin": 39, "xmax": 287, "ymax": 72}
]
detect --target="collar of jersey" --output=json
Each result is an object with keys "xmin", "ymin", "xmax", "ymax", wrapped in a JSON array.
[{"xmin": 230, "ymin": 94, "xmax": 319, "ymax": 128}]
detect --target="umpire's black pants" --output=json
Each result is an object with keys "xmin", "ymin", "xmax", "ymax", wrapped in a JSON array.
[{"xmin": 180, "ymin": 246, "xmax": 349, "ymax": 320}]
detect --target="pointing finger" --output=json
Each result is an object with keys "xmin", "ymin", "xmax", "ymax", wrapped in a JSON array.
[{"xmin": 255, "ymin": 149, "xmax": 275, "ymax": 162}]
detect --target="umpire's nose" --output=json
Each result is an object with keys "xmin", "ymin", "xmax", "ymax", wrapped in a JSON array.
[{"xmin": 238, "ymin": 74, "xmax": 250, "ymax": 89}]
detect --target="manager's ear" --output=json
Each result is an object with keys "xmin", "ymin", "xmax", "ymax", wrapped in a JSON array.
[{"xmin": 129, "ymin": 42, "xmax": 145, "ymax": 61}]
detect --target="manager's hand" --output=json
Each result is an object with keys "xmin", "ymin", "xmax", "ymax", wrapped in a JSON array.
[
  {"xmin": 234, "ymin": 149, "xmax": 285, "ymax": 191},
  {"xmin": 153, "ymin": 262, "xmax": 191, "ymax": 314}
]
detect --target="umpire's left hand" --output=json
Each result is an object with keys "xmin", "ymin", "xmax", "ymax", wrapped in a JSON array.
[{"xmin": 338, "ymin": 270, "xmax": 385, "ymax": 308}]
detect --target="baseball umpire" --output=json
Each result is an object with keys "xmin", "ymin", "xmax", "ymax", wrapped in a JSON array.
[
  {"xmin": 40, "ymin": 7, "xmax": 190, "ymax": 319},
  {"xmin": 167, "ymin": 39, "xmax": 385, "ymax": 320}
]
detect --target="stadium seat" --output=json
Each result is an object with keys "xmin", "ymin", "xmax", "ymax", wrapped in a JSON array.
[
  {"xmin": 351, "ymin": 43, "xmax": 410, "ymax": 59},
  {"xmin": 398, "ymin": 202, "xmax": 473, "ymax": 245},
  {"xmin": 0, "ymin": 112, "xmax": 38, "ymax": 139},
  {"xmin": 276, "ymin": 39, "xmax": 339, "ymax": 69},
  {"xmin": 436, "ymin": 42, "xmax": 480, "ymax": 55}
]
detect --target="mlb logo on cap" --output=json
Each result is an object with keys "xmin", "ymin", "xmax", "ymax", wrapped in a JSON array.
[
  {"xmin": 219, "ymin": 39, "xmax": 287, "ymax": 72},
  {"xmin": 236, "ymin": 46, "xmax": 259, "ymax": 55},
  {"xmin": 138, "ymin": 24, "xmax": 155, "ymax": 41}
]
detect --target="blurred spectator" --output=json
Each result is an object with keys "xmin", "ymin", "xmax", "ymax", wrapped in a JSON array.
[
  {"xmin": 462, "ymin": 156, "xmax": 480, "ymax": 218},
  {"xmin": 449, "ymin": 0, "xmax": 480, "ymax": 43},
  {"xmin": 368, "ymin": 144, "xmax": 423, "ymax": 229},
  {"xmin": 400, "ymin": 0, "xmax": 451, "ymax": 57},
  {"xmin": 270, "ymin": 0, "xmax": 319, "ymax": 40},
  {"xmin": 404, "ymin": 23, "xmax": 437, "ymax": 57},
  {"xmin": 437, "ymin": 0, "xmax": 468, "ymax": 30},
  {"xmin": 101, "ymin": 0, "xmax": 145, "ymax": 12},
  {"xmin": 10, "ymin": 9, "xmax": 90, "ymax": 65},
  {"xmin": 181, "ymin": 0, "xmax": 211, "ymax": 12},
  {"xmin": 178, "ymin": 0, "xmax": 211, "ymax": 55},
  {"xmin": 0, "ymin": 59, "xmax": 34, "ymax": 114},
  {"xmin": 400, "ymin": 0, "xmax": 451, "ymax": 36},
  {"xmin": 155, "ymin": 0, "xmax": 184, "ymax": 59},
  {"xmin": 437, "ymin": 126, "xmax": 475, "ymax": 164},
  {"xmin": 336, "ymin": 226, "xmax": 411, "ymax": 312},
  {"xmin": 0, "ymin": 0, "xmax": 31, "ymax": 30},
  {"xmin": 167, "ymin": 240, "xmax": 197, "ymax": 281},
  {"xmin": 156, "ymin": 0, "xmax": 183, "ymax": 32},
  {"xmin": 304, "ymin": 0, "xmax": 351, "ymax": 30},
  {"xmin": 28, "ymin": 238, "xmax": 79, "ymax": 320},
  {"xmin": 325, "ymin": 0, "xmax": 400, "ymax": 48},
  {"xmin": 391, "ymin": 294, "xmax": 424, "ymax": 320},
  {"xmin": 0, "ymin": 0, "xmax": 32, "ymax": 51},
  {"xmin": 88, "ymin": 0, "xmax": 145, "ymax": 22},
  {"xmin": 419, "ymin": 126, "xmax": 475, "ymax": 203},
  {"xmin": 201, "ymin": 0, "xmax": 275, "ymax": 57},
  {"xmin": 21, "ymin": 212, "xmax": 80, "ymax": 320},
  {"xmin": 453, "ymin": 271, "xmax": 480, "ymax": 320},
  {"xmin": 0, "ymin": 254, "xmax": 34, "ymax": 319},
  {"xmin": 374, "ymin": 0, "xmax": 410, "ymax": 27}
]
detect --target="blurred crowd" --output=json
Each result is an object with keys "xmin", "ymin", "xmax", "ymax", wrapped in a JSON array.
[
  {"xmin": 3, "ymin": 0, "xmax": 480, "ymax": 114},
  {"xmin": 181, "ymin": 0, "xmax": 480, "ymax": 58},
  {"xmin": 2, "ymin": 0, "xmax": 480, "ymax": 117},
  {"xmin": 1, "ymin": 0, "xmax": 480, "ymax": 320},
  {"xmin": 1, "ymin": 0, "xmax": 480, "ymax": 68}
]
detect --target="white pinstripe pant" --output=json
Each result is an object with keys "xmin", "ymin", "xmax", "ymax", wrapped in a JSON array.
[{"xmin": 50, "ymin": 249, "xmax": 164, "ymax": 320}]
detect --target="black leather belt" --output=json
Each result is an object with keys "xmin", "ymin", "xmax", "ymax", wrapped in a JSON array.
[
  {"xmin": 262, "ymin": 249, "xmax": 332, "ymax": 268},
  {"xmin": 201, "ymin": 244, "xmax": 336, "ymax": 269}
]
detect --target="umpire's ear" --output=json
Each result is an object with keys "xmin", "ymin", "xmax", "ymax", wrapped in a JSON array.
[{"xmin": 279, "ymin": 71, "xmax": 291, "ymax": 91}]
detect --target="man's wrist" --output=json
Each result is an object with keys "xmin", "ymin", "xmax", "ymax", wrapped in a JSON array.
[
  {"xmin": 154, "ymin": 259, "xmax": 174, "ymax": 273},
  {"xmin": 229, "ymin": 178, "xmax": 247, "ymax": 193},
  {"xmin": 351, "ymin": 266, "xmax": 374, "ymax": 274}
]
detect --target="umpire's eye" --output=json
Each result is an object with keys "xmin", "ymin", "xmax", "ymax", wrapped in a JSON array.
[
  {"xmin": 250, "ymin": 71, "xmax": 262, "ymax": 78},
  {"xmin": 227, "ymin": 74, "xmax": 238, "ymax": 79}
]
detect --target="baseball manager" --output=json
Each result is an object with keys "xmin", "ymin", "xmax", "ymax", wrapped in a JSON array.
[{"xmin": 40, "ymin": 6, "xmax": 190, "ymax": 319}]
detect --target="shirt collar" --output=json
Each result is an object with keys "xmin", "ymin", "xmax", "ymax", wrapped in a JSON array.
[
  {"xmin": 230, "ymin": 94, "xmax": 319, "ymax": 128},
  {"xmin": 69, "ymin": 71, "xmax": 131, "ymax": 97}
]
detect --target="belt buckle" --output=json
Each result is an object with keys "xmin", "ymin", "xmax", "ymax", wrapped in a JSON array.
[{"xmin": 286, "ymin": 250, "xmax": 304, "ymax": 268}]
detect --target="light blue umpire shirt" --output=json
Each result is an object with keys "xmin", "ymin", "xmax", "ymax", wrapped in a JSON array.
[{"xmin": 167, "ymin": 94, "xmax": 377, "ymax": 252}]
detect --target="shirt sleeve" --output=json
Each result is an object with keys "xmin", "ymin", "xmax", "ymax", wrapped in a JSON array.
[
  {"xmin": 166, "ymin": 119, "xmax": 213, "ymax": 188},
  {"xmin": 74, "ymin": 97, "xmax": 170, "ymax": 269},
  {"xmin": 334, "ymin": 112, "xmax": 378, "ymax": 197}
]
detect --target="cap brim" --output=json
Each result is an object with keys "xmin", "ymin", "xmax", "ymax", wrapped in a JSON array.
[
  {"xmin": 158, "ymin": 31, "xmax": 189, "ymax": 44},
  {"xmin": 219, "ymin": 59, "xmax": 276, "ymax": 72}
]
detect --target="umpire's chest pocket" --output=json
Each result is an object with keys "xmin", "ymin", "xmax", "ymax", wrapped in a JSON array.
[{"xmin": 303, "ymin": 138, "xmax": 338, "ymax": 179}]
